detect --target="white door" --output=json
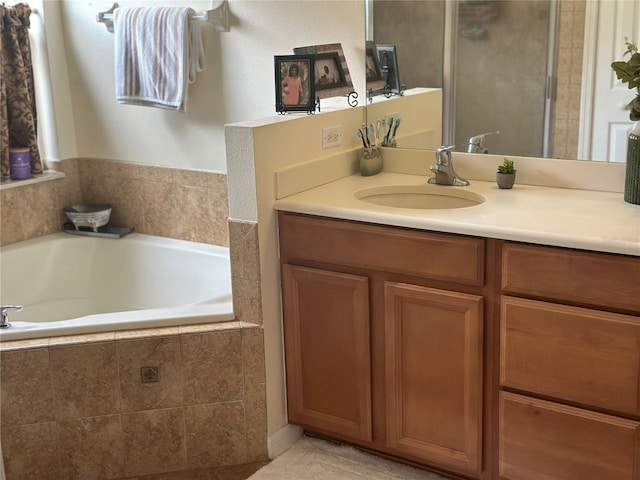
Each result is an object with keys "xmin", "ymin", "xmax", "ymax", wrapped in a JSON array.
[{"xmin": 589, "ymin": 0, "xmax": 640, "ymax": 162}]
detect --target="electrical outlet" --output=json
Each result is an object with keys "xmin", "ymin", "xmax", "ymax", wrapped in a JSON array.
[{"xmin": 322, "ymin": 126, "xmax": 342, "ymax": 149}]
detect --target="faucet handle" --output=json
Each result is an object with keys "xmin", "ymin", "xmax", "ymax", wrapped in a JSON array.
[
  {"xmin": 435, "ymin": 145, "xmax": 455, "ymax": 165},
  {"xmin": 1, "ymin": 305, "xmax": 23, "ymax": 328}
]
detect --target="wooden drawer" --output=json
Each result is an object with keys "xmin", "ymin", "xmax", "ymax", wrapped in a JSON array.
[
  {"xmin": 502, "ymin": 242, "xmax": 640, "ymax": 313},
  {"xmin": 501, "ymin": 296, "xmax": 640, "ymax": 414},
  {"xmin": 499, "ymin": 392, "xmax": 640, "ymax": 480},
  {"xmin": 278, "ymin": 213, "xmax": 485, "ymax": 286}
]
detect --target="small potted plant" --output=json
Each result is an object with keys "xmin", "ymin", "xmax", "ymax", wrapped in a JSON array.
[{"xmin": 497, "ymin": 158, "xmax": 516, "ymax": 189}]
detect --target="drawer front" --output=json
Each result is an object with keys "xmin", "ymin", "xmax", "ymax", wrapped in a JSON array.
[
  {"xmin": 278, "ymin": 213, "xmax": 485, "ymax": 285},
  {"xmin": 501, "ymin": 296, "xmax": 640, "ymax": 414},
  {"xmin": 500, "ymin": 392, "xmax": 640, "ymax": 480},
  {"xmin": 502, "ymin": 242, "xmax": 640, "ymax": 313}
]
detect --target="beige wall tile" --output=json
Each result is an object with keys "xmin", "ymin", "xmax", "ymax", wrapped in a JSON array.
[
  {"xmin": 54, "ymin": 158, "xmax": 82, "ymax": 226},
  {"xmin": 122, "ymin": 408, "xmax": 187, "ymax": 477},
  {"xmin": 173, "ymin": 168, "xmax": 210, "ymax": 188},
  {"xmin": 140, "ymin": 181, "xmax": 179, "ymax": 238},
  {"xmin": 2, "ymin": 422, "xmax": 61, "ymax": 480},
  {"xmin": 50, "ymin": 341, "xmax": 121, "ymax": 419},
  {"xmin": 177, "ymin": 321, "xmax": 241, "ymax": 335},
  {"xmin": 19, "ymin": 182, "xmax": 60, "ymax": 239},
  {"xmin": 0, "ymin": 337, "xmax": 50, "ymax": 351},
  {"xmin": 181, "ymin": 331, "xmax": 243, "ymax": 405},
  {"xmin": 0, "ymin": 188, "xmax": 24, "ymax": 244},
  {"xmin": 232, "ymin": 276, "xmax": 263, "ymax": 325},
  {"xmin": 244, "ymin": 382, "xmax": 268, "ymax": 462},
  {"xmin": 1, "ymin": 348, "xmax": 54, "ymax": 426},
  {"xmin": 174, "ymin": 185, "xmax": 214, "ymax": 243},
  {"xmin": 115, "ymin": 327, "xmax": 180, "ymax": 340},
  {"xmin": 208, "ymin": 176, "xmax": 230, "ymax": 247},
  {"xmin": 117, "ymin": 336, "xmax": 183, "ymax": 412},
  {"xmin": 57, "ymin": 415, "xmax": 125, "ymax": 480},
  {"xmin": 229, "ymin": 220, "xmax": 260, "ymax": 282},
  {"xmin": 185, "ymin": 402, "xmax": 247, "ymax": 468},
  {"xmin": 242, "ymin": 327, "xmax": 266, "ymax": 387}
]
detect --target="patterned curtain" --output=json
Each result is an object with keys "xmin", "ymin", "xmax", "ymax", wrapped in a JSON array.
[{"xmin": 0, "ymin": 3, "xmax": 41, "ymax": 178}]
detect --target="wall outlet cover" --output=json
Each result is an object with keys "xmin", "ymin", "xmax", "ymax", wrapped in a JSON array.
[{"xmin": 322, "ymin": 126, "xmax": 343, "ymax": 149}]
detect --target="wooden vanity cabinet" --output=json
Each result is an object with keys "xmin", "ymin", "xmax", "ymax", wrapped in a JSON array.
[
  {"xmin": 278, "ymin": 212, "xmax": 492, "ymax": 478},
  {"xmin": 499, "ymin": 242, "xmax": 640, "ymax": 480}
]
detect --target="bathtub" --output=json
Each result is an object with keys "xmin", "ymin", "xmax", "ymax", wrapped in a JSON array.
[{"xmin": 0, "ymin": 232, "xmax": 234, "ymax": 341}]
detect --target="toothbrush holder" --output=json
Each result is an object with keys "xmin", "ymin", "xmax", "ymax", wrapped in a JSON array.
[{"xmin": 360, "ymin": 147, "xmax": 382, "ymax": 176}]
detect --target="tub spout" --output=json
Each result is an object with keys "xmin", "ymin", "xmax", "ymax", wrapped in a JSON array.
[{"xmin": 1, "ymin": 305, "xmax": 23, "ymax": 328}]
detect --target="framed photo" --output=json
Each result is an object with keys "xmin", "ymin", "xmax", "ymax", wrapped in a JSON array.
[
  {"xmin": 294, "ymin": 43, "xmax": 354, "ymax": 99},
  {"xmin": 275, "ymin": 55, "xmax": 316, "ymax": 113},
  {"xmin": 376, "ymin": 43, "xmax": 402, "ymax": 95},
  {"xmin": 365, "ymin": 40, "xmax": 386, "ymax": 92}
]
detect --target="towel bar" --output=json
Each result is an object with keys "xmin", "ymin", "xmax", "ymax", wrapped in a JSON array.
[{"xmin": 96, "ymin": 0, "xmax": 230, "ymax": 33}]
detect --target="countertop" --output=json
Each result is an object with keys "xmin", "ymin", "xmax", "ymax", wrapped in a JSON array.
[{"xmin": 274, "ymin": 172, "xmax": 640, "ymax": 257}]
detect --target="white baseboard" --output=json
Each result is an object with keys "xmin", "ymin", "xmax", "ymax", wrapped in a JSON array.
[{"xmin": 267, "ymin": 424, "xmax": 303, "ymax": 459}]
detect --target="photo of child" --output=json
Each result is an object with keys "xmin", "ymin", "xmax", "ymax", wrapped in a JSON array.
[
  {"xmin": 275, "ymin": 55, "xmax": 315, "ymax": 113},
  {"xmin": 281, "ymin": 63, "xmax": 304, "ymax": 105}
]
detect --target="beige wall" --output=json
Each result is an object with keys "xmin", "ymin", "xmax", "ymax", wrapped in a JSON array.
[{"xmin": 37, "ymin": 0, "xmax": 366, "ymax": 172}]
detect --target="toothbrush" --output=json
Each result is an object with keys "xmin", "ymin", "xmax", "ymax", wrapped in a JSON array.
[
  {"xmin": 384, "ymin": 116, "xmax": 394, "ymax": 144},
  {"xmin": 356, "ymin": 129, "xmax": 368, "ymax": 148},
  {"xmin": 390, "ymin": 118, "xmax": 401, "ymax": 142}
]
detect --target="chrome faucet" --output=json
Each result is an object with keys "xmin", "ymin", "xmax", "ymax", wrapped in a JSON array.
[
  {"xmin": 428, "ymin": 145, "xmax": 470, "ymax": 186},
  {"xmin": 467, "ymin": 130, "xmax": 499, "ymax": 154},
  {"xmin": 1, "ymin": 305, "xmax": 23, "ymax": 328}
]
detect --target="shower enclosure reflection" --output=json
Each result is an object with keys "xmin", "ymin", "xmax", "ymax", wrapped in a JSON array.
[{"xmin": 367, "ymin": 0, "xmax": 639, "ymax": 163}]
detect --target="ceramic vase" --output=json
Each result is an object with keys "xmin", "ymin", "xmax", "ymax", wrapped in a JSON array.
[
  {"xmin": 625, "ymin": 123, "xmax": 640, "ymax": 205},
  {"xmin": 496, "ymin": 172, "xmax": 516, "ymax": 189}
]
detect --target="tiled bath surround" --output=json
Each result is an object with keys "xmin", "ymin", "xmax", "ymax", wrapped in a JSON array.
[
  {"xmin": 0, "ymin": 158, "xmax": 229, "ymax": 247},
  {"xmin": 1, "ymin": 159, "xmax": 268, "ymax": 479},
  {"xmin": 1, "ymin": 324, "xmax": 267, "ymax": 479}
]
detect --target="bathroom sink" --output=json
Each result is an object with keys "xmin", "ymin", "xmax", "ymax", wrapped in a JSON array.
[{"xmin": 355, "ymin": 185, "xmax": 485, "ymax": 209}]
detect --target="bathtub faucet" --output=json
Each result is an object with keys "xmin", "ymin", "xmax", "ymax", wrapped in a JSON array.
[{"xmin": 1, "ymin": 305, "xmax": 23, "ymax": 328}]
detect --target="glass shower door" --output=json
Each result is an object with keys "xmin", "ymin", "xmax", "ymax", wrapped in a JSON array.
[{"xmin": 448, "ymin": 0, "xmax": 556, "ymax": 157}]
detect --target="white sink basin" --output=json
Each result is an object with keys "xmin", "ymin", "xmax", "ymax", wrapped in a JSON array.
[{"xmin": 355, "ymin": 184, "xmax": 485, "ymax": 209}]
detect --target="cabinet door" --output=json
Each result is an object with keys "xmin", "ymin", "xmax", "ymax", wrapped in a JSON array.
[
  {"xmin": 384, "ymin": 282, "xmax": 483, "ymax": 474},
  {"xmin": 282, "ymin": 264, "xmax": 372, "ymax": 442},
  {"xmin": 500, "ymin": 392, "xmax": 640, "ymax": 480}
]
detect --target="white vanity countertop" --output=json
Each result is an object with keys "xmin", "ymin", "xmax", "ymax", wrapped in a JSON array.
[{"xmin": 274, "ymin": 172, "xmax": 640, "ymax": 257}]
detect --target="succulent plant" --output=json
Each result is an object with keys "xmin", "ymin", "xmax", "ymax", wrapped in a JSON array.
[{"xmin": 497, "ymin": 158, "xmax": 516, "ymax": 174}]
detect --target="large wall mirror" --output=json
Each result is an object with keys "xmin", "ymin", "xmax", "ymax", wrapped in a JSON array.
[{"xmin": 366, "ymin": 0, "xmax": 640, "ymax": 164}]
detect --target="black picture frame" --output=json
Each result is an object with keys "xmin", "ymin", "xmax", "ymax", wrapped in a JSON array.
[
  {"xmin": 275, "ymin": 55, "xmax": 316, "ymax": 113},
  {"xmin": 314, "ymin": 52, "xmax": 348, "ymax": 91},
  {"xmin": 365, "ymin": 40, "xmax": 386, "ymax": 92},
  {"xmin": 376, "ymin": 43, "xmax": 402, "ymax": 95},
  {"xmin": 293, "ymin": 43, "xmax": 354, "ymax": 100}
]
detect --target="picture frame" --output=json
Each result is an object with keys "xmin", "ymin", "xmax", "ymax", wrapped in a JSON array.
[
  {"xmin": 275, "ymin": 55, "xmax": 316, "ymax": 114},
  {"xmin": 376, "ymin": 43, "xmax": 402, "ymax": 95},
  {"xmin": 365, "ymin": 40, "xmax": 386, "ymax": 93},
  {"xmin": 293, "ymin": 43, "xmax": 354, "ymax": 100}
]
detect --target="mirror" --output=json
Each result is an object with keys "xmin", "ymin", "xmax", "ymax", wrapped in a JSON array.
[{"xmin": 366, "ymin": 0, "xmax": 639, "ymax": 163}]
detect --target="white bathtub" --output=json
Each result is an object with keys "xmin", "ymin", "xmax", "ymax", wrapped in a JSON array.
[{"xmin": 0, "ymin": 232, "xmax": 234, "ymax": 341}]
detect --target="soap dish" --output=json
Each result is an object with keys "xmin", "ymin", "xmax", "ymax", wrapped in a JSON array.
[{"xmin": 64, "ymin": 204, "xmax": 112, "ymax": 232}]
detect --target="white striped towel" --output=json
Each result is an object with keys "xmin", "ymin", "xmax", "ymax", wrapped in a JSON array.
[{"xmin": 114, "ymin": 6, "xmax": 205, "ymax": 113}]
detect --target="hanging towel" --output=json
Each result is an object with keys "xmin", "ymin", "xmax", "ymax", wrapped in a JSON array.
[{"xmin": 114, "ymin": 6, "xmax": 205, "ymax": 113}]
